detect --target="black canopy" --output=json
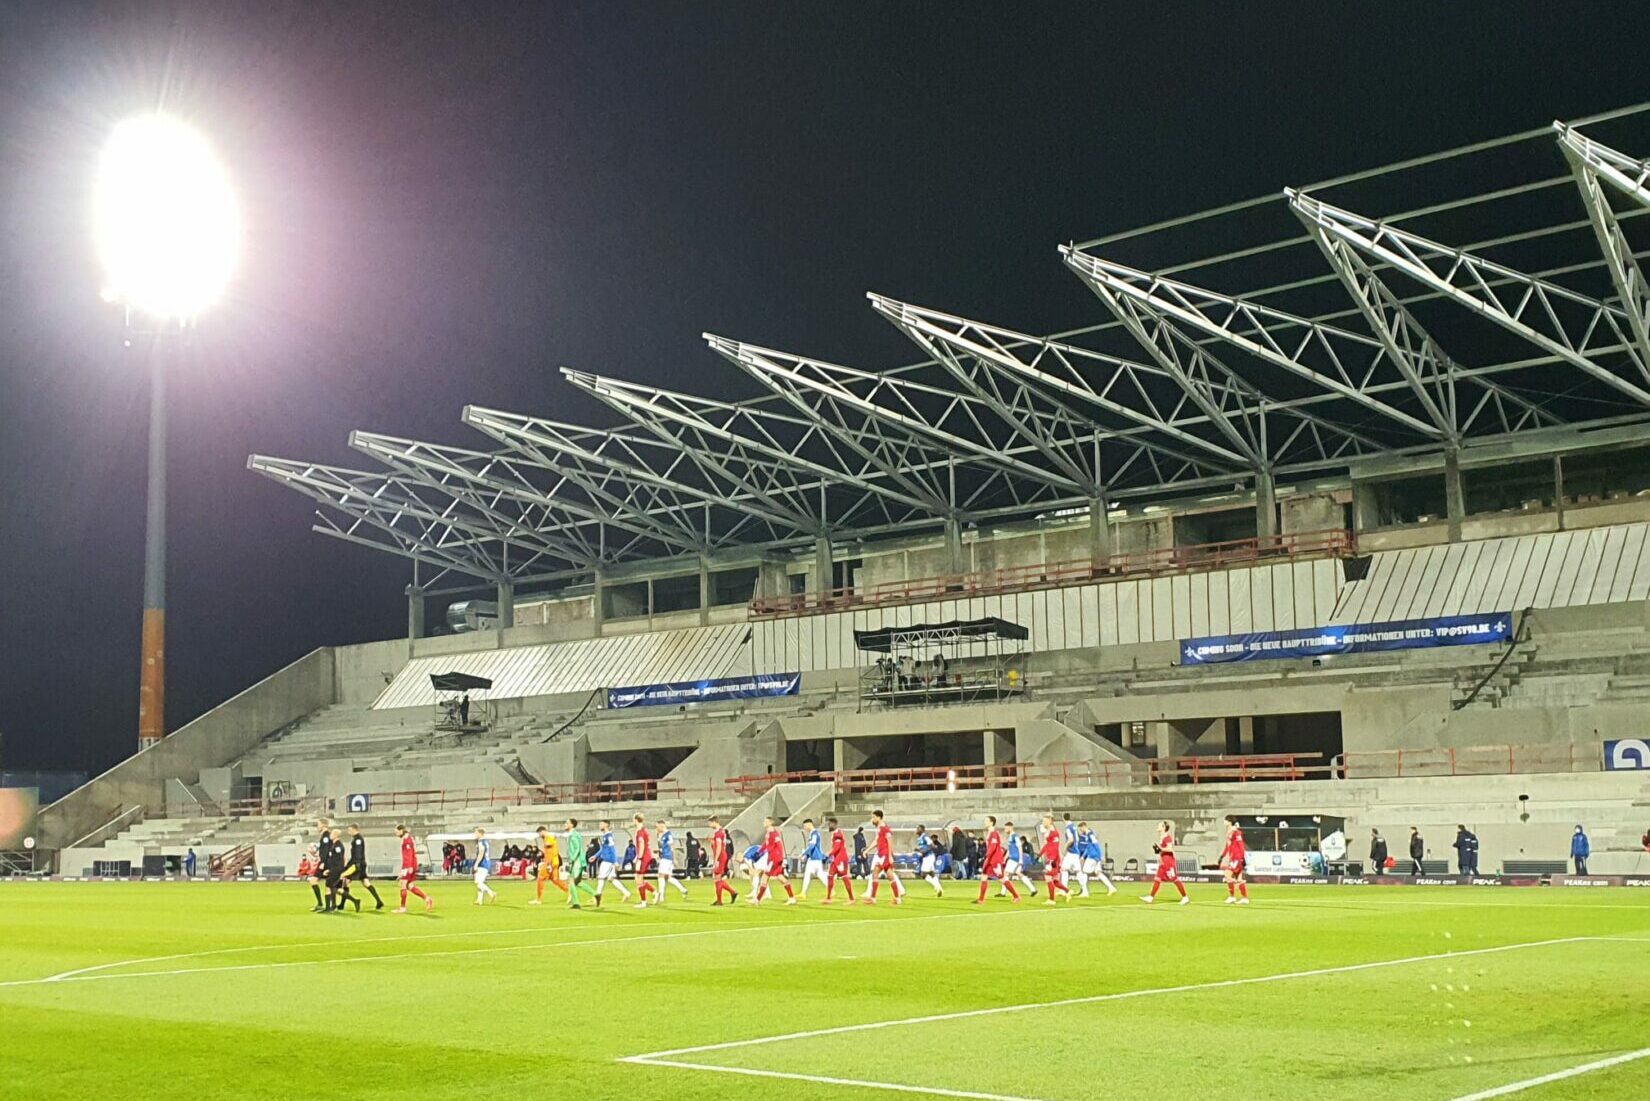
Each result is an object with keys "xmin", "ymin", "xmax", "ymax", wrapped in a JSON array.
[
  {"xmin": 430, "ymin": 672, "xmax": 493, "ymax": 692},
  {"xmin": 853, "ymin": 617, "xmax": 1029, "ymax": 653}
]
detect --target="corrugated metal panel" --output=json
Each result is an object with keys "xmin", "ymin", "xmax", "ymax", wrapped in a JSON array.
[
  {"xmin": 1329, "ymin": 522, "xmax": 1650, "ymax": 624},
  {"xmin": 372, "ymin": 623, "xmax": 755, "ymax": 709}
]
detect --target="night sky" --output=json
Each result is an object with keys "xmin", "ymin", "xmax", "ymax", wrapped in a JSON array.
[{"xmin": 2, "ymin": 3, "xmax": 1647, "ymax": 774}]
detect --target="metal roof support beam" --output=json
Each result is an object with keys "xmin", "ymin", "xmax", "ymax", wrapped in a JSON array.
[
  {"xmin": 560, "ymin": 368, "xmax": 952, "ymax": 523},
  {"xmin": 704, "ymin": 335, "xmax": 1094, "ymax": 500},
  {"xmin": 1063, "ymin": 247, "xmax": 1448, "ymax": 440},
  {"xmin": 1556, "ymin": 123, "xmax": 1650, "ymax": 377},
  {"xmin": 247, "ymin": 456, "xmax": 573, "ymax": 581},
  {"xmin": 347, "ymin": 431, "xmax": 697, "ymax": 558},
  {"xmin": 869, "ymin": 293, "xmax": 1249, "ymax": 478},
  {"xmin": 464, "ymin": 405, "xmax": 822, "ymax": 541},
  {"xmin": 1290, "ymin": 192, "xmax": 1650, "ymax": 408}
]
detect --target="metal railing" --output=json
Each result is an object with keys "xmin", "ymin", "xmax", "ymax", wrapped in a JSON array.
[
  {"xmin": 751, "ymin": 528, "xmax": 1356, "ymax": 618},
  {"xmin": 1336, "ymin": 743, "xmax": 1594, "ymax": 778}
]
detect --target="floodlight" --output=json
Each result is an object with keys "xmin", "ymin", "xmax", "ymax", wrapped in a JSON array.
[{"xmin": 94, "ymin": 114, "xmax": 239, "ymax": 322}]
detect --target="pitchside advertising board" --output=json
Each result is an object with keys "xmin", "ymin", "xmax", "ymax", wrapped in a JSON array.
[
  {"xmin": 1179, "ymin": 610, "xmax": 1512, "ymax": 665},
  {"xmin": 607, "ymin": 672, "xmax": 801, "ymax": 709}
]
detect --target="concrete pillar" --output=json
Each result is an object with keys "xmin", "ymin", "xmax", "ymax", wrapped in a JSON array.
[
  {"xmin": 592, "ymin": 567, "xmax": 605, "ymax": 637},
  {"xmin": 834, "ymin": 737, "xmax": 870, "ymax": 772},
  {"xmin": 1237, "ymin": 715, "xmax": 1257, "ymax": 755},
  {"xmin": 495, "ymin": 580, "xmax": 515, "ymax": 630},
  {"xmin": 815, "ymin": 535, "xmax": 833, "ymax": 593},
  {"xmin": 406, "ymin": 586, "xmax": 425, "ymax": 641},
  {"xmin": 1444, "ymin": 448, "xmax": 1465, "ymax": 543},
  {"xmin": 698, "ymin": 556, "xmax": 711, "ymax": 625},
  {"xmin": 1553, "ymin": 454, "xmax": 1566, "ymax": 531},
  {"xmin": 1088, "ymin": 495, "xmax": 1113, "ymax": 564},
  {"xmin": 1254, "ymin": 469, "xmax": 1277, "ymax": 540},
  {"xmin": 944, "ymin": 517, "xmax": 966, "ymax": 576},
  {"xmin": 1351, "ymin": 481, "xmax": 1380, "ymax": 535}
]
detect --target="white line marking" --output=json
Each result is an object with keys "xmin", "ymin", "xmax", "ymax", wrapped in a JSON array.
[
  {"xmin": 2, "ymin": 906, "xmax": 1037, "ymax": 989},
  {"xmin": 627, "ymin": 935, "xmax": 1595, "ymax": 1062},
  {"xmin": 1450, "ymin": 1045, "xmax": 1650, "ymax": 1100},
  {"xmin": 634, "ymin": 1059, "xmax": 1042, "ymax": 1101}
]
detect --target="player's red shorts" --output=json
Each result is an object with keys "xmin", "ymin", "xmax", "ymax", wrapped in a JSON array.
[
  {"xmin": 982, "ymin": 857, "xmax": 1006, "ymax": 879},
  {"xmin": 399, "ymin": 867, "xmax": 418, "ymax": 884},
  {"xmin": 1155, "ymin": 855, "xmax": 1179, "ymax": 882},
  {"xmin": 714, "ymin": 858, "xmax": 731, "ymax": 878},
  {"xmin": 1227, "ymin": 858, "xmax": 1245, "ymax": 878},
  {"xmin": 829, "ymin": 857, "xmax": 849, "ymax": 876}
]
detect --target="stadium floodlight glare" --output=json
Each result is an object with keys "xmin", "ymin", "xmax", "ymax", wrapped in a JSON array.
[{"xmin": 93, "ymin": 113, "xmax": 239, "ymax": 322}]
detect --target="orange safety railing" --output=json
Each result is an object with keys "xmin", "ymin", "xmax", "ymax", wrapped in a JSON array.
[
  {"xmin": 1337, "ymin": 743, "xmax": 1593, "ymax": 779},
  {"xmin": 751, "ymin": 528, "xmax": 1356, "ymax": 618},
  {"xmin": 726, "ymin": 753, "xmax": 1340, "ymax": 797}
]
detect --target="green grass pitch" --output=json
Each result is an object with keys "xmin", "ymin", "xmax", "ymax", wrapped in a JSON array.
[{"xmin": 2, "ymin": 880, "xmax": 1648, "ymax": 1100}]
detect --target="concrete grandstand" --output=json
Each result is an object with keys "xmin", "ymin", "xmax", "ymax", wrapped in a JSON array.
[{"xmin": 33, "ymin": 114, "xmax": 1650, "ymax": 884}]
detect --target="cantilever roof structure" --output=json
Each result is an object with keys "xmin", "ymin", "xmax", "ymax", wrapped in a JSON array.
[{"xmin": 253, "ymin": 105, "xmax": 1650, "ymax": 591}]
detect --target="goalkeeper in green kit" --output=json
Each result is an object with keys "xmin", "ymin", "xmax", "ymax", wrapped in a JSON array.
[{"xmin": 564, "ymin": 817, "xmax": 593, "ymax": 909}]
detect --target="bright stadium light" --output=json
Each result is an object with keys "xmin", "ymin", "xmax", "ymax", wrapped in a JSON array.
[{"xmin": 93, "ymin": 113, "xmax": 239, "ymax": 322}]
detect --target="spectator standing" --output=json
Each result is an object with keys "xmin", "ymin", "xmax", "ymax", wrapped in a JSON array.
[
  {"xmin": 1368, "ymin": 829, "xmax": 1388, "ymax": 875},
  {"xmin": 1571, "ymin": 825, "xmax": 1591, "ymax": 875},
  {"xmin": 1452, "ymin": 825, "xmax": 1479, "ymax": 876},
  {"xmin": 853, "ymin": 826, "xmax": 868, "ymax": 877},
  {"xmin": 949, "ymin": 824, "xmax": 971, "ymax": 879},
  {"xmin": 1408, "ymin": 827, "xmax": 1425, "ymax": 876},
  {"xmin": 183, "ymin": 848, "xmax": 197, "ymax": 878}
]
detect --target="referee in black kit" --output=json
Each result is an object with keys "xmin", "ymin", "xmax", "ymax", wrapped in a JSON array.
[
  {"xmin": 310, "ymin": 817, "xmax": 333, "ymax": 911},
  {"xmin": 344, "ymin": 824, "xmax": 386, "ymax": 910}
]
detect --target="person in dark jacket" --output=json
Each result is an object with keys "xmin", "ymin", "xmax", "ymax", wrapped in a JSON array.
[
  {"xmin": 949, "ymin": 824, "xmax": 971, "ymax": 879},
  {"xmin": 852, "ymin": 826, "xmax": 868, "ymax": 877},
  {"xmin": 1408, "ymin": 827, "xmax": 1425, "ymax": 876},
  {"xmin": 1452, "ymin": 825, "xmax": 1479, "ymax": 876},
  {"xmin": 1368, "ymin": 829, "xmax": 1389, "ymax": 875},
  {"xmin": 1571, "ymin": 825, "xmax": 1591, "ymax": 875}
]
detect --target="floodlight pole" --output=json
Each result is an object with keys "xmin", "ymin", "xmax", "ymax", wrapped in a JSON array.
[{"xmin": 136, "ymin": 325, "xmax": 170, "ymax": 752}]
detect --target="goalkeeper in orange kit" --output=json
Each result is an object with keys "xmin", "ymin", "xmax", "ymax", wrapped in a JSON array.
[{"xmin": 530, "ymin": 825, "xmax": 567, "ymax": 904}]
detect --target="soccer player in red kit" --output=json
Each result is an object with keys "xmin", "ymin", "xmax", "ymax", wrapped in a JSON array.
[
  {"xmin": 1142, "ymin": 819, "xmax": 1190, "ymax": 904},
  {"xmin": 708, "ymin": 816, "xmax": 738, "ymax": 906},
  {"xmin": 754, "ymin": 816, "xmax": 797, "ymax": 905},
  {"xmin": 974, "ymin": 815, "xmax": 1019, "ymax": 904},
  {"xmin": 823, "ymin": 816, "xmax": 856, "ymax": 904},
  {"xmin": 865, "ymin": 809, "xmax": 905, "ymax": 904},
  {"xmin": 632, "ymin": 813, "xmax": 656, "ymax": 907},
  {"xmin": 1221, "ymin": 816, "xmax": 1249, "ymax": 905},
  {"xmin": 1038, "ymin": 814, "xmax": 1069, "ymax": 905},
  {"xmin": 392, "ymin": 824, "xmax": 433, "ymax": 913}
]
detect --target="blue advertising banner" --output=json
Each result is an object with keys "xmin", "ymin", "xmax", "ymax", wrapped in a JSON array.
[
  {"xmin": 607, "ymin": 672, "xmax": 801, "ymax": 709},
  {"xmin": 1604, "ymin": 738, "xmax": 1650, "ymax": 771},
  {"xmin": 1179, "ymin": 611, "xmax": 1512, "ymax": 666}
]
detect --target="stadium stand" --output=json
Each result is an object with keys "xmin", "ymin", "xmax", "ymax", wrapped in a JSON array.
[{"xmin": 34, "ymin": 116, "xmax": 1650, "ymax": 888}]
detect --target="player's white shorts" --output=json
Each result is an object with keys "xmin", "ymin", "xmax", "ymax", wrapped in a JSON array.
[
  {"xmin": 1005, "ymin": 859, "xmax": 1023, "ymax": 877},
  {"xmin": 658, "ymin": 859, "xmax": 675, "ymax": 877},
  {"xmin": 1062, "ymin": 852, "xmax": 1081, "ymax": 874},
  {"xmin": 474, "ymin": 866, "xmax": 490, "ymax": 887},
  {"xmin": 1081, "ymin": 857, "xmax": 1103, "ymax": 877},
  {"xmin": 920, "ymin": 854, "xmax": 937, "ymax": 875},
  {"xmin": 805, "ymin": 858, "xmax": 825, "ymax": 879},
  {"xmin": 596, "ymin": 860, "xmax": 617, "ymax": 880}
]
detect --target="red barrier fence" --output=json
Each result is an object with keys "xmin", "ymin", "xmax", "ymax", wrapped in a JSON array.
[
  {"xmin": 185, "ymin": 742, "xmax": 1596, "ymax": 820},
  {"xmin": 751, "ymin": 528, "xmax": 1356, "ymax": 618},
  {"xmin": 1336, "ymin": 743, "xmax": 1594, "ymax": 778}
]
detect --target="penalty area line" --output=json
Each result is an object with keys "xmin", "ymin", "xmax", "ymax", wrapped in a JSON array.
[{"xmin": 1450, "ymin": 1045, "xmax": 1650, "ymax": 1100}]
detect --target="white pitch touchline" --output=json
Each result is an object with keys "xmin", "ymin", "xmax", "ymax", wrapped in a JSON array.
[
  {"xmin": 625, "ymin": 935, "xmax": 1598, "ymax": 1063},
  {"xmin": 1450, "ymin": 1045, "xmax": 1650, "ymax": 1100},
  {"xmin": 2, "ymin": 906, "xmax": 1040, "ymax": 990},
  {"xmin": 634, "ymin": 1059, "xmax": 1042, "ymax": 1101}
]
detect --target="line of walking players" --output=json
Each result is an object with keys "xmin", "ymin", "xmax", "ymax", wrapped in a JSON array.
[{"xmin": 1369, "ymin": 824, "xmax": 1482, "ymax": 876}]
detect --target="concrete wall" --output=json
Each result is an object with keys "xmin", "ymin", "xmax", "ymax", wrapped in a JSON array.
[
  {"xmin": 334, "ymin": 637, "xmax": 411, "ymax": 706},
  {"xmin": 36, "ymin": 648, "xmax": 336, "ymax": 852}
]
